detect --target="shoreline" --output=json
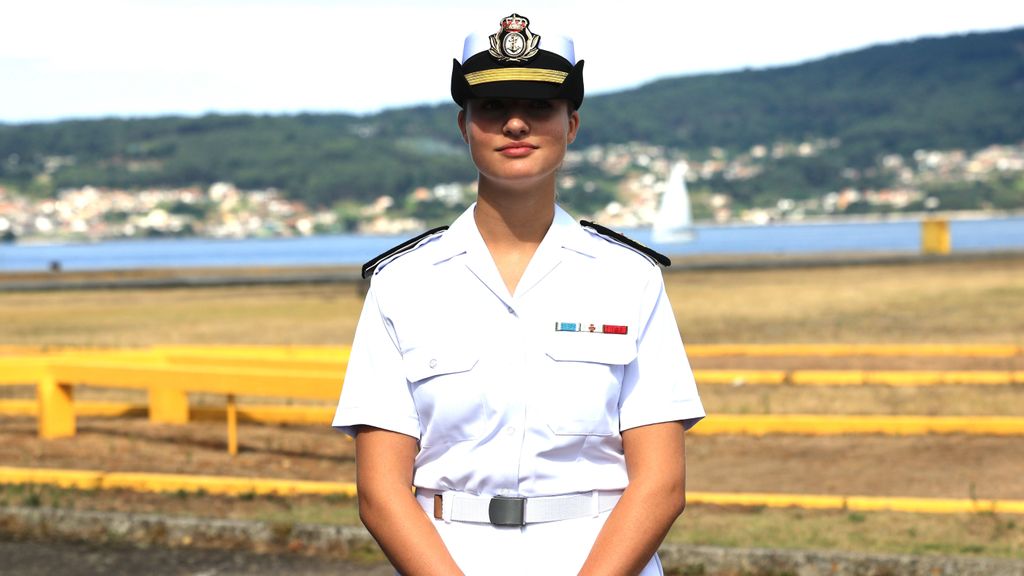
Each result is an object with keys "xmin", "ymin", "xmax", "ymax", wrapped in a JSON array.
[
  {"xmin": 5, "ymin": 208, "xmax": 1023, "ymax": 247},
  {"xmin": 1, "ymin": 249, "xmax": 1023, "ymax": 292}
]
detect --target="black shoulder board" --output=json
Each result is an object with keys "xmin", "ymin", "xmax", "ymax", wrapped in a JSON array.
[
  {"xmin": 580, "ymin": 220, "xmax": 671, "ymax": 267},
  {"xmin": 361, "ymin": 225, "xmax": 449, "ymax": 279}
]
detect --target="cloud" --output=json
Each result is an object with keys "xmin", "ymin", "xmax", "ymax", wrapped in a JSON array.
[{"xmin": 2, "ymin": 0, "xmax": 1023, "ymax": 121}]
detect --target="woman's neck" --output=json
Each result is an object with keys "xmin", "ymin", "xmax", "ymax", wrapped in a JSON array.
[
  {"xmin": 473, "ymin": 176, "xmax": 556, "ymax": 295},
  {"xmin": 474, "ymin": 176, "xmax": 556, "ymax": 245}
]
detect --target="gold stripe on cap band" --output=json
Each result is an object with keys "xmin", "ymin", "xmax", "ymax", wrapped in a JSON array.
[{"xmin": 464, "ymin": 68, "xmax": 569, "ymax": 86}]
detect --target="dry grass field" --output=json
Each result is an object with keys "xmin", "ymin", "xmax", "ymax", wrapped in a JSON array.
[
  {"xmin": 2, "ymin": 254, "xmax": 1023, "ymax": 559},
  {"xmin": 664, "ymin": 256, "xmax": 1024, "ymax": 344},
  {"xmin": 0, "ymin": 283, "xmax": 365, "ymax": 347},
  {"xmin": 2, "ymin": 255, "xmax": 1022, "ymax": 347}
]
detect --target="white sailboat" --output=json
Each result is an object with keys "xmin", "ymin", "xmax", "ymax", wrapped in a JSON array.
[{"xmin": 652, "ymin": 161, "xmax": 696, "ymax": 243}]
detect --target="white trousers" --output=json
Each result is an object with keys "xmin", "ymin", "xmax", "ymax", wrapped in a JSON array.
[{"xmin": 412, "ymin": 492, "xmax": 663, "ymax": 575}]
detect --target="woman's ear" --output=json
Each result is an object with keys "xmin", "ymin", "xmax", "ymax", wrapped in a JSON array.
[
  {"xmin": 566, "ymin": 110, "xmax": 580, "ymax": 145},
  {"xmin": 457, "ymin": 109, "xmax": 469, "ymax": 144}
]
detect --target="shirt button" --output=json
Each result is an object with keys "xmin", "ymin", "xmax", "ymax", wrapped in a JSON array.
[
  {"xmin": 429, "ymin": 359, "xmax": 438, "ymax": 368},
  {"xmin": 505, "ymin": 426, "xmax": 516, "ymax": 436}
]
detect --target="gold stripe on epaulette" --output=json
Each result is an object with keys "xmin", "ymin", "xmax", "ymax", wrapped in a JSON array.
[{"xmin": 464, "ymin": 68, "xmax": 569, "ymax": 86}]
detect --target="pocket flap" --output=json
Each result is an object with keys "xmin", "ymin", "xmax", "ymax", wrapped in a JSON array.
[
  {"xmin": 403, "ymin": 346, "xmax": 479, "ymax": 383},
  {"xmin": 545, "ymin": 332, "xmax": 638, "ymax": 365}
]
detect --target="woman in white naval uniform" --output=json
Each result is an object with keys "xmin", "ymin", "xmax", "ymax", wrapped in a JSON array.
[{"xmin": 334, "ymin": 13, "xmax": 704, "ymax": 575}]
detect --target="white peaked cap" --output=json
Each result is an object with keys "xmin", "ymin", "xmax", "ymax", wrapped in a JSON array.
[{"xmin": 461, "ymin": 33, "xmax": 576, "ymax": 65}]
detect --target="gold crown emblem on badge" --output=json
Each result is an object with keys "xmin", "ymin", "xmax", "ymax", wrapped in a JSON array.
[
  {"xmin": 501, "ymin": 14, "xmax": 528, "ymax": 32},
  {"xmin": 489, "ymin": 12, "xmax": 540, "ymax": 62}
]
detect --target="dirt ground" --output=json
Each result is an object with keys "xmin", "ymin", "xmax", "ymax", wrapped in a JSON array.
[
  {"xmin": 0, "ymin": 538, "xmax": 394, "ymax": 576},
  {"xmin": 1, "ymin": 257, "xmax": 1022, "ymax": 541},
  {"xmin": 3, "ymin": 353, "xmax": 1022, "ymax": 502},
  {"xmin": 2, "ymin": 414, "xmax": 1021, "ymax": 505}
]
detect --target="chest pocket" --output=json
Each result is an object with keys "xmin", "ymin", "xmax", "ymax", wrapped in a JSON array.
[
  {"xmin": 546, "ymin": 333, "xmax": 638, "ymax": 365},
  {"xmin": 403, "ymin": 346, "xmax": 484, "ymax": 447},
  {"xmin": 543, "ymin": 332, "xmax": 638, "ymax": 436}
]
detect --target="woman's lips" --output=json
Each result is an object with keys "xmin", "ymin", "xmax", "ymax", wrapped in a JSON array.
[{"xmin": 497, "ymin": 143, "xmax": 537, "ymax": 157}]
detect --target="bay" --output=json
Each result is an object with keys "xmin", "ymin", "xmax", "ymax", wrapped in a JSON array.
[{"xmin": 1, "ymin": 215, "xmax": 1022, "ymax": 272}]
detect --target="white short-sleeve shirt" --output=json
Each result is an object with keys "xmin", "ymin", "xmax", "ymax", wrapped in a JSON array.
[{"xmin": 333, "ymin": 204, "xmax": 704, "ymax": 498}]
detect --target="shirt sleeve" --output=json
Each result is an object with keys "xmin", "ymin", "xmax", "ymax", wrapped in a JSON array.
[
  {"xmin": 332, "ymin": 281, "xmax": 421, "ymax": 439},
  {"xmin": 618, "ymin": 266, "xmax": 705, "ymax": 432}
]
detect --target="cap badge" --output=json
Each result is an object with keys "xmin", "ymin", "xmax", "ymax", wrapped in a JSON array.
[{"xmin": 489, "ymin": 13, "xmax": 540, "ymax": 62}]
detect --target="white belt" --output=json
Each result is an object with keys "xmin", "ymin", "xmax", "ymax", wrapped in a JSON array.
[{"xmin": 416, "ymin": 488, "xmax": 622, "ymax": 527}]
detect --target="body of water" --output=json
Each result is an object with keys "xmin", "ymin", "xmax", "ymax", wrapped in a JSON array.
[{"xmin": 1, "ymin": 215, "xmax": 1022, "ymax": 272}]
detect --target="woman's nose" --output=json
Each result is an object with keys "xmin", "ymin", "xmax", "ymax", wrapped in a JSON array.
[{"xmin": 502, "ymin": 111, "xmax": 530, "ymax": 137}]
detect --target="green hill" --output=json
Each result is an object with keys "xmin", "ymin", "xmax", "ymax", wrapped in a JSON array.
[
  {"xmin": 1, "ymin": 27, "xmax": 1021, "ymax": 208},
  {"xmin": 581, "ymin": 27, "xmax": 1024, "ymax": 163}
]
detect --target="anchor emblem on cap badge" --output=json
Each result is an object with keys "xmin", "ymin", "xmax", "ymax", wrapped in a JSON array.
[{"xmin": 489, "ymin": 13, "xmax": 540, "ymax": 62}]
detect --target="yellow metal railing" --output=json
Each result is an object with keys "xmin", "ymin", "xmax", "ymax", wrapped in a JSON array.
[
  {"xmin": 685, "ymin": 343, "xmax": 1021, "ymax": 357},
  {"xmin": 690, "ymin": 414, "xmax": 1024, "ymax": 436},
  {"xmin": 3, "ymin": 465, "xmax": 1023, "ymax": 515},
  {"xmin": 0, "ymin": 347, "xmax": 347, "ymax": 454},
  {"xmin": 40, "ymin": 361, "xmax": 343, "ymax": 453},
  {"xmin": 694, "ymin": 369, "xmax": 1024, "ymax": 386},
  {"xmin": 3, "ymin": 344, "xmax": 1023, "ymax": 451}
]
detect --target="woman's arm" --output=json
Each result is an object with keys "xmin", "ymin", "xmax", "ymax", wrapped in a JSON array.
[
  {"xmin": 578, "ymin": 421, "xmax": 687, "ymax": 576},
  {"xmin": 355, "ymin": 426, "xmax": 464, "ymax": 576}
]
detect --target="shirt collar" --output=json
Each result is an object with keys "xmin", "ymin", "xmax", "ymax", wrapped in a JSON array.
[
  {"xmin": 552, "ymin": 204, "xmax": 598, "ymax": 259},
  {"xmin": 430, "ymin": 203, "xmax": 478, "ymax": 264},
  {"xmin": 432, "ymin": 203, "xmax": 597, "ymax": 265}
]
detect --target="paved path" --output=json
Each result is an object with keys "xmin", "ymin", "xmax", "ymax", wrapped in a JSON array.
[{"xmin": 0, "ymin": 537, "xmax": 394, "ymax": 576}]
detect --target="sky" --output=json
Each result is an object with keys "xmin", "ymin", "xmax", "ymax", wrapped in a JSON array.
[{"xmin": 2, "ymin": 0, "xmax": 1024, "ymax": 124}]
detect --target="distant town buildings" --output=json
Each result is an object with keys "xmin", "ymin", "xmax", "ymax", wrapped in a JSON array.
[{"xmin": 1, "ymin": 141, "xmax": 1021, "ymax": 242}]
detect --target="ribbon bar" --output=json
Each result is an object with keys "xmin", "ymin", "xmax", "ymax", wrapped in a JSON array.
[{"xmin": 554, "ymin": 322, "xmax": 629, "ymax": 335}]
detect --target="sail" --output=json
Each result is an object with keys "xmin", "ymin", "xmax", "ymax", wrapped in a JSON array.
[{"xmin": 652, "ymin": 161, "xmax": 695, "ymax": 243}]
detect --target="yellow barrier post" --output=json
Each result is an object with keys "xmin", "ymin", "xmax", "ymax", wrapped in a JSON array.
[
  {"xmin": 226, "ymin": 394, "xmax": 238, "ymax": 456},
  {"xmin": 921, "ymin": 218, "xmax": 951, "ymax": 255},
  {"xmin": 148, "ymin": 387, "xmax": 190, "ymax": 424},
  {"xmin": 37, "ymin": 373, "xmax": 76, "ymax": 439}
]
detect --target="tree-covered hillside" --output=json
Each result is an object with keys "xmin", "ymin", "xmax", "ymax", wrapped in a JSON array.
[
  {"xmin": 581, "ymin": 28, "xmax": 1024, "ymax": 163},
  {"xmin": 1, "ymin": 27, "xmax": 1022, "ymax": 208}
]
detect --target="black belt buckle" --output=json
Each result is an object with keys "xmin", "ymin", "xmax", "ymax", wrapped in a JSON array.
[{"xmin": 488, "ymin": 496, "xmax": 526, "ymax": 526}]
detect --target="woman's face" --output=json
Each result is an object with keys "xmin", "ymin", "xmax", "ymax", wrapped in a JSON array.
[{"xmin": 458, "ymin": 98, "xmax": 580, "ymax": 189}]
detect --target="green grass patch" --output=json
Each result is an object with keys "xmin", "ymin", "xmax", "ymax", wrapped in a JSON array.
[
  {"xmin": 670, "ymin": 506, "xmax": 1024, "ymax": 559},
  {"xmin": 3, "ymin": 485, "xmax": 1022, "ymax": 559},
  {"xmin": 0, "ymin": 483, "xmax": 363, "ymax": 526}
]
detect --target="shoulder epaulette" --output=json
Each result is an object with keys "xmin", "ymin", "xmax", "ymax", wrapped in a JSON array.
[
  {"xmin": 361, "ymin": 226, "xmax": 449, "ymax": 279},
  {"xmin": 580, "ymin": 220, "xmax": 671, "ymax": 267}
]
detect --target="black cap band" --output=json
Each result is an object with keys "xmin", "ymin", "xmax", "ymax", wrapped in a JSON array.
[{"xmin": 451, "ymin": 56, "xmax": 584, "ymax": 110}]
